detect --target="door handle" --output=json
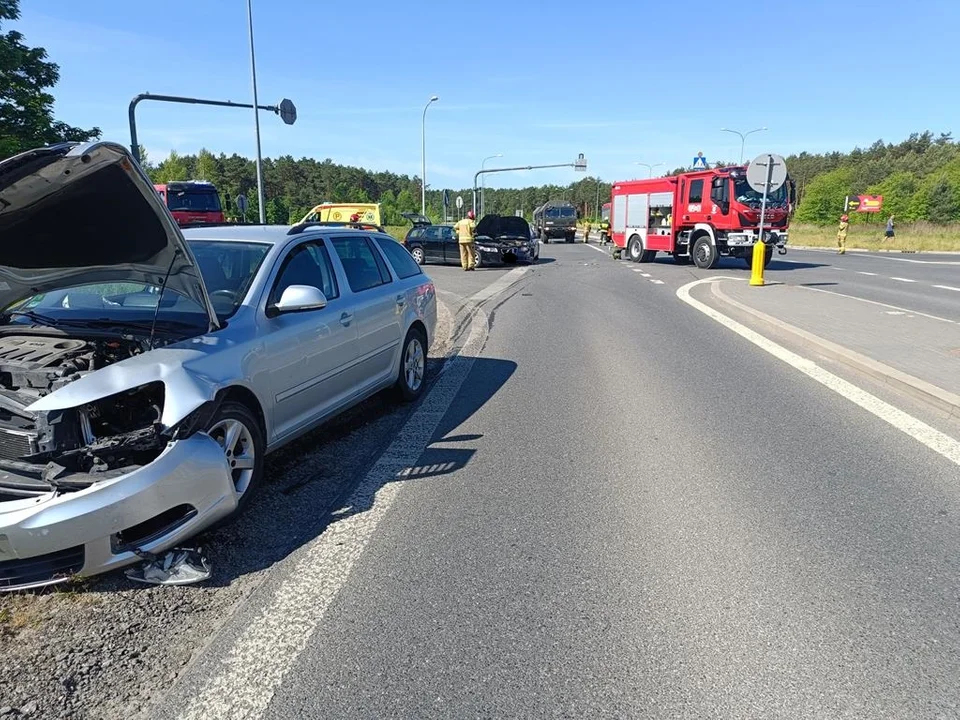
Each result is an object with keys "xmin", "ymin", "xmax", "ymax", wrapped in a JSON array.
[
  {"xmin": 339, "ymin": 311, "xmax": 353, "ymax": 327},
  {"xmin": 396, "ymin": 294, "xmax": 406, "ymax": 308}
]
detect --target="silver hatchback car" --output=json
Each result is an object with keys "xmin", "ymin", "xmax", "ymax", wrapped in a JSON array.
[{"xmin": 0, "ymin": 142, "xmax": 436, "ymax": 590}]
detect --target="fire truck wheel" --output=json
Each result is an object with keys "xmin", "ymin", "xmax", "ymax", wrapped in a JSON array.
[
  {"xmin": 627, "ymin": 235, "xmax": 643, "ymax": 262},
  {"xmin": 692, "ymin": 236, "xmax": 718, "ymax": 269},
  {"xmin": 673, "ymin": 253, "xmax": 691, "ymax": 265}
]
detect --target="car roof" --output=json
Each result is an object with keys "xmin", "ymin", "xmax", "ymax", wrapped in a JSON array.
[{"xmin": 182, "ymin": 224, "xmax": 391, "ymax": 245}]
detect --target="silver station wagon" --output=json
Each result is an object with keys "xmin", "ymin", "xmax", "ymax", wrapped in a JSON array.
[{"xmin": 0, "ymin": 142, "xmax": 437, "ymax": 590}]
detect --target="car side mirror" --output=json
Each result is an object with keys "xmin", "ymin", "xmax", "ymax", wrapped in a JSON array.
[{"xmin": 268, "ymin": 285, "xmax": 327, "ymax": 317}]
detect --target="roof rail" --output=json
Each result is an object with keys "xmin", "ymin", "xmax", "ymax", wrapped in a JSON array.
[{"xmin": 287, "ymin": 221, "xmax": 387, "ymax": 235}]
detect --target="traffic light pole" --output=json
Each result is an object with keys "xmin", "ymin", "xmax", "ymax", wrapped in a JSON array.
[{"xmin": 473, "ymin": 161, "xmax": 583, "ymax": 214}]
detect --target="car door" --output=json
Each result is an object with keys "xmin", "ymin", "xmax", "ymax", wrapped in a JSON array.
[
  {"xmin": 440, "ymin": 226, "xmax": 460, "ymax": 264},
  {"xmin": 329, "ymin": 235, "xmax": 404, "ymax": 390},
  {"xmin": 263, "ymin": 239, "xmax": 358, "ymax": 442},
  {"xmin": 420, "ymin": 226, "xmax": 443, "ymax": 262}
]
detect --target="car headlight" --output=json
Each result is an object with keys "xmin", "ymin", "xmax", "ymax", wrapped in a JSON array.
[{"xmin": 477, "ymin": 245, "xmax": 497, "ymax": 252}]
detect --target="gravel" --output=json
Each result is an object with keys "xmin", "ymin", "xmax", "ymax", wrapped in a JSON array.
[{"xmin": 0, "ymin": 301, "xmax": 455, "ymax": 720}]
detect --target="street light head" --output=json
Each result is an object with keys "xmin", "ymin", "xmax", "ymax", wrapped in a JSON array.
[{"xmin": 430, "ymin": 95, "xmax": 439, "ymax": 102}]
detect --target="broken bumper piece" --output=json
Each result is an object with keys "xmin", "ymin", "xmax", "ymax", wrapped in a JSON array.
[{"xmin": 0, "ymin": 433, "xmax": 237, "ymax": 591}]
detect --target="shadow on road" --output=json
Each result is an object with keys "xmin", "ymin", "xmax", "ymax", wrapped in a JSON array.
[
  {"xmin": 139, "ymin": 356, "xmax": 518, "ymax": 588},
  {"xmin": 797, "ymin": 282, "xmax": 839, "ymax": 287}
]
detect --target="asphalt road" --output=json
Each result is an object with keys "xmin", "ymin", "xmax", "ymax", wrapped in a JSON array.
[{"xmin": 157, "ymin": 243, "xmax": 960, "ymax": 719}]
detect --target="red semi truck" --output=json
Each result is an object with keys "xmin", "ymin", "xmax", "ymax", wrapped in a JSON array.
[{"xmin": 609, "ymin": 166, "xmax": 795, "ymax": 268}]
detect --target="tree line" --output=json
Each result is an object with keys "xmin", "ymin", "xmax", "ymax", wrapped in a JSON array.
[
  {"xmin": 144, "ymin": 131, "xmax": 960, "ymax": 228},
  {"xmin": 144, "ymin": 148, "xmax": 612, "ymax": 225}
]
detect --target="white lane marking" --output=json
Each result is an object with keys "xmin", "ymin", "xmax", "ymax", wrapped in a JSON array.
[
  {"xmin": 793, "ymin": 248, "xmax": 960, "ymax": 265},
  {"xmin": 650, "ymin": 279, "xmax": 665, "ymax": 285},
  {"xmin": 934, "ymin": 285, "xmax": 960, "ymax": 293},
  {"xmin": 858, "ymin": 271, "xmax": 879, "ymax": 276},
  {"xmin": 179, "ymin": 307, "xmax": 491, "ymax": 720},
  {"xmin": 885, "ymin": 311, "xmax": 908, "ymax": 316},
  {"xmin": 469, "ymin": 266, "xmax": 528, "ymax": 304},
  {"xmin": 890, "ymin": 276, "xmax": 917, "ymax": 283},
  {"xmin": 677, "ymin": 277, "xmax": 960, "ymax": 469},
  {"xmin": 584, "ymin": 243, "xmax": 610, "ymax": 255},
  {"xmin": 800, "ymin": 286, "xmax": 958, "ymax": 325},
  {"xmin": 632, "ymin": 268, "xmax": 644, "ymax": 273}
]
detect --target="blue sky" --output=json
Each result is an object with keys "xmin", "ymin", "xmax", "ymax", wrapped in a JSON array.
[{"xmin": 15, "ymin": 0, "xmax": 960, "ymax": 189}]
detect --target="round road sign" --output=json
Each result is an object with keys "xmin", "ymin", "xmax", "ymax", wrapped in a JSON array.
[
  {"xmin": 746, "ymin": 153, "xmax": 787, "ymax": 194},
  {"xmin": 235, "ymin": 194, "xmax": 248, "ymax": 213},
  {"xmin": 455, "ymin": 195, "xmax": 463, "ymax": 209},
  {"xmin": 278, "ymin": 98, "xmax": 297, "ymax": 126}
]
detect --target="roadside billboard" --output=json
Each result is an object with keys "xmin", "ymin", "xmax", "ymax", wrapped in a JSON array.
[{"xmin": 845, "ymin": 195, "xmax": 884, "ymax": 213}]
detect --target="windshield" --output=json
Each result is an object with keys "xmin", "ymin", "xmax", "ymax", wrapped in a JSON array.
[
  {"xmin": 167, "ymin": 188, "xmax": 222, "ymax": 213},
  {"xmin": 545, "ymin": 206, "xmax": 576, "ymax": 218},
  {"xmin": 187, "ymin": 240, "xmax": 271, "ymax": 318},
  {"xmin": 3, "ymin": 282, "xmax": 210, "ymax": 334},
  {"xmin": 733, "ymin": 178, "xmax": 789, "ymax": 207},
  {"xmin": 2, "ymin": 241, "xmax": 270, "ymax": 328}
]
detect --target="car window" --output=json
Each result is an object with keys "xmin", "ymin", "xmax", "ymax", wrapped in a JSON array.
[
  {"xmin": 269, "ymin": 241, "xmax": 339, "ymax": 306},
  {"xmin": 370, "ymin": 238, "xmax": 393, "ymax": 283},
  {"xmin": 441, "ymin": 226, "xmax": 455, "ymax": 241},
  {"xmin": 689, "ymin": 179, "xmax": 704, "ymax": 204},
  {"xmin": 423, "ymin": 227, "xmax": 441, "ymax": 240},
  {"xmin": 330, "ymin": 236, "xmax": 391, "ymax": 293},
  {"xmin": 408, "ymin": 228, "xmax": 423, "ymax": 239},
  {"xmin": 374, "ymin": 237, "xmax": 423, "ymax": 280}
]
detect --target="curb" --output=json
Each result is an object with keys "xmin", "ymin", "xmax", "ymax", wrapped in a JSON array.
[{"xmin": 710, "ymin": 281, "xmax": 960, "ymax": 420}]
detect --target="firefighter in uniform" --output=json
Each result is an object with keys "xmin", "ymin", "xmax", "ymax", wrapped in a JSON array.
[
  {"xmin": 837, "ymin": 214, "xmax": 849, "ymax": 255},
  {"xmin": 454, "ymin": 210, "xmax": 477, "ymax": 271}
]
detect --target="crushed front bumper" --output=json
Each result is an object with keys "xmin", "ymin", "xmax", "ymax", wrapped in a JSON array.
[{"xmin": 0, "ymin": 434, "xmax": 237, "ymax": 591}]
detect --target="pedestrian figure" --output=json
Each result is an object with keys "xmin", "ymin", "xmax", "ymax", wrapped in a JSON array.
[
  {"xmin": 885, "ymin": 215, "xmax": 895, "ymax": 240},
  {"xmin": 837, "ymin": 214, "xmax": 849, "ymax": 255},
  {"xmin": 454, "ymin": 210, "xmax": 477, "ymax": 271}
]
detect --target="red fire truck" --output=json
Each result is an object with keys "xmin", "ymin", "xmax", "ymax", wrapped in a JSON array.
[
  {"xmin": 154, "ymin": 181, "xmax": 225, "ymax": 227},
  {"xmin": 609, "ymin": 165, "xmax": 794, "ymax": 268}
]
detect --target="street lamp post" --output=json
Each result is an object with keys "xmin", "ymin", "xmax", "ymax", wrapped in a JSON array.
[
  {"xmin": 421, "ymin": 96, "xmax": 439, "ymax": 216},
  {"xmin": 635, "ymin": 162, "xmax": 664, "ymax": 178},
  {"xmin": 595, "ymin": 178, "xmax": 602, "ymax": 221},
  {"xmin": 246, "ymin": 0, "xmax": 266, "ymax": 223},
  {"xmin": 721, "ymin": 126, "xmax": 767, "ymax": 164},
  {"xmin": 480, "ymin": 153, "xmax": 502, "ymax": 217}
]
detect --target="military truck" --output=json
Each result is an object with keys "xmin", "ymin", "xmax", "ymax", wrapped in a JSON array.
[{"xmin": 532, "ymin": 201, "xmax": 578, "ymax": 244}]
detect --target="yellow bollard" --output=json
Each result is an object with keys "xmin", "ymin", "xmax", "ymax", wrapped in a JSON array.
[{"xmin": 749, "ymin": 241, "xmax": 766, "ymax": 286}]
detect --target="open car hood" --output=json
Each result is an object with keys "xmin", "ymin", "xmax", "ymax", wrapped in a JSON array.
[
  {"xmin": 0, "ymin": 142, "xmax": 219, "ymax": 329},
  {"xmin": 475, "ymin": 214, "xmax": 531, "ymax": 240}
]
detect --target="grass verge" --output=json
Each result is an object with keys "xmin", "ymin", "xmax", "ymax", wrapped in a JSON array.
[{"xmin": 790, "ymin": 222, "xmax": 960, "ymax": 252}]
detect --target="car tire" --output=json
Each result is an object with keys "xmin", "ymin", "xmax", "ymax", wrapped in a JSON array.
[
  {"xmin": 410, "ymin": 246, "xmax": 425, "ymax": 265},
  {"xmin": 395, "ymin": 327, "xmax": 427, "ymax": 403},
  {"xmin": 541, "ymin": 230, "xmax": 549, "ymax": 245},
  {"xmin": 627, "ymin": 235, "xmax": 644, "ymax": 262},
  {"xmin": 206, "ymin": 401, "xmax": 265, "ymax": 516},
  {"xmin": 692, "ymin": 236, "xmax": 718, "ymax": 269},
  {"xmin": 474, "ymin": 250, "xmax": 483, "ymax": 269}
]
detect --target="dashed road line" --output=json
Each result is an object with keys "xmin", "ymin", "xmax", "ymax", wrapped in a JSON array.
[
  {"xmin": 934, "ymin": 285, "xmax": 960, "ymax": 293},
  {"xmin": 651, "ymin": 279, "xmax": 665, "ymax": 285},
  {"xmin": 800, "ymin": 286, "xmax": 958, "ymax": 325},
  {"xmin": 890, "ymin": 277, "xmax": 917, "ymax": 283},
  {"xmin": 858, "ymin": 271, "xmax": 879, "ymax": 276}
]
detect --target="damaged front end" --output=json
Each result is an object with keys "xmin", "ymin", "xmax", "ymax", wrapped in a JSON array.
[{"xmin": 0, "ymin": 334, "xmax": 237, "ymax": 591}]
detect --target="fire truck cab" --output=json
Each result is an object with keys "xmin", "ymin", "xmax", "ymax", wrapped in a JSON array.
[{"xmin": 610, "ymin": 166, "xmax": 793, "ymax": 269}]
